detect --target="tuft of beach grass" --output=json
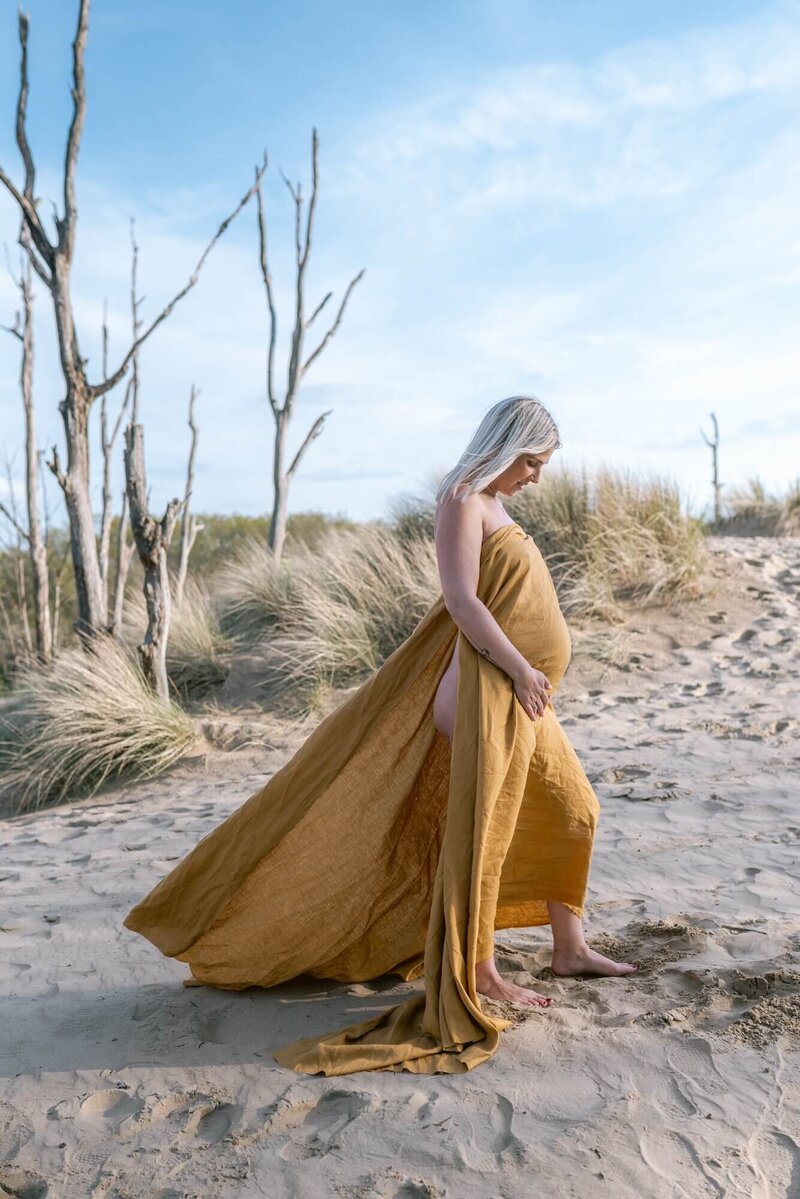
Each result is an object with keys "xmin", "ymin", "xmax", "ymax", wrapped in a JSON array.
[{"xmin": 0, "ymin": 635, "xmax": 197, "ymax": 813}]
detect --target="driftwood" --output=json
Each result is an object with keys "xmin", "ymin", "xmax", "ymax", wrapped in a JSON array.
[
  {"xmin": 0, "ymin": 252, "xmax": 52, "ymax": 661},
  {"xmin": 256, "ymin": 127, "xmax": 365, "ymax": 562},
  {"xmin": 174, "ymin": 384, "xmax": 203, "ymax": 605},
  {"xmin": 0, "ymin": 1, "xmax": 266, "ymax": 634},
  {"xmin": 123, "ymin": 425, "xmax": 180, "ymax": 704}
]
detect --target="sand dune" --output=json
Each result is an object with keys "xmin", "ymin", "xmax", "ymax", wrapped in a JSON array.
[{"xmin": 1, "ymin": 535, "xmax": 798, "ymax": 1198}]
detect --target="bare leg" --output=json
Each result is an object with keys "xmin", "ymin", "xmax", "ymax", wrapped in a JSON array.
[
  {"xmin": 433, "ymin": 638, "xmax": 458, "ymax": 740},
  {"xmin": 435, "ymin": 656, "xmax": 552, "ymax": 1007},
  {"xmin": 548, "ymin": 900, "xmax": 638, "ymax": 976}
]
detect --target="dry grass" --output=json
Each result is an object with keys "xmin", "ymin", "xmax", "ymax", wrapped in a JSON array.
[
  {"xmin": 121, "ymin": 577, "xmax": 232, "ymax": 698},
  {"xmin": 509, "ymin": 467, "xmax": 707, "ymax": 617},
  {"xmin": 0, "ymin": 635, "xmax": 197, "ymax": 813},
  {"xmin": 215, "ymin": 535, "xmax": 308, "ymax": 641},
  {"xmin": 716, "ymin": 476, "xmax": 800, "ymax": 536},
  {"xmin": 256, "ymin": 523, "xmax": 441, "ymax": 713},
  {"xmin": 388, "ymin": 467, "xmax": 706, "ymax": 618}
]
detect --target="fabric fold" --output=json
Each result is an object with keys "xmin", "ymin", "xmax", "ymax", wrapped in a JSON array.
[{"xmin": 123, "ymin": 522, "xmax": 600, "ymax": 1075}]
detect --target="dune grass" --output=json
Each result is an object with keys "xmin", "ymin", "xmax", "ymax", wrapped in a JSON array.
[
  {"xmin": 250, "ymin": 523, "xmax": 441, "ymax": 713},
  {"xmin": 0, "ymin": 467, "xmax": 711, "ymax": 789},
  {"xmin": 390, "ymin": 466, "xmax": 706, "ymax": 618},
  {"xmin": 716, "ymin": 476, "xmax": 800, "ymax": 536},
  {"xmin": 509, "ymin": 466, "xmax": 707, "ymax": 616},
  {"xmin": 0, "ymin": 635, "xmax": 197, "ymax": 814},
  {"xmin": 239, "ymin": 468, "xmax": 704, "ymax": 710},
  {"xmin": 121, "ymin": 577, "xmax": 232, "ymax": 698}
]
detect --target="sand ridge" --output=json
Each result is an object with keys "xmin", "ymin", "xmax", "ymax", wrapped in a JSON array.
[{"xmin": 0, "ymin": 535, "xmax": 798, "ymax": 1198}]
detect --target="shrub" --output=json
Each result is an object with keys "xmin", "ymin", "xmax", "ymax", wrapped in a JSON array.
[
  {"xmin": 497, "ymin": 466, "xmax": 705, "ymax": 615},
  {"xmin": 0, "ymin": 636, "xmax": 197, "ymax": 813},
  {"xmin": 215, "ymin": 536, "xmax": 308, "ymax": 642},
  {"xmin": 260, "ymin": 523, "xmax": 441, "ymax": 713}
]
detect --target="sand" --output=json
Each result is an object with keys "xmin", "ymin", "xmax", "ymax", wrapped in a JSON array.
[{"xmin": 1, "ymin": 535, "xmax": 798, "ymax": 1199}]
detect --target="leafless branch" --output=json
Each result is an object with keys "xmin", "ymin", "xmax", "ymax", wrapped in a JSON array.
[
  {"xmin": 0, "ymin": 166, "xmax": 51, "ymax": 272},
  {"xmin": 128, "ymin": 218, "xmax": 142, "ymax": 423},
  {"xmin": 175, "ymin": 383, "xmax": 201, "ymax": 602},
  {"xmin": 306, "ymin": 291, "xmax": 332, "ymax": 328},
  {"xmin": 47, "ymin": 444, "xmax": 67, "ymax": 493},
  {"xmin": 301, "ymin": 268, "xmax": 365, "ymax": 374},
  {"xmin": 255, "ymin": 165, "xmax": 279, "ymax": 416},
  {"xmin": 58, "ymin": 0, "xmax": 90, "ymax": 259},
  {"xmin": 300, "ymin": 127, "xmax": 319, "ymax": 270},
  {"xmin": 279, "ymin": 167, "xmax": 303, "ymax": 265},
  {"xmin": 0, "ymin": 500, "xmax": 30, "ymax": 544},
  {"xmin": 1, "ymin": 315, "xmax": 23, "ymax": 342},
  {"xmin": 700, "ymin": 412, "xmax": 719, "ymax": 449},
  {"xmin": 18, "ymin": 223, "xmax": 52, "ymax": 288},
  {"xmin": 92, "ymin": 159, "xmax": 267, "ymax": 400},
  {"xmin": 287, "ymin": 409, "xmax": 332, "ymax": 480},
  {"xmin": 0, "ymin": 11, "xmax": 55, "ymax": 272},
  {"xmin": 15, "ymin": 12, "xmax": 36, "ymax": 200}
]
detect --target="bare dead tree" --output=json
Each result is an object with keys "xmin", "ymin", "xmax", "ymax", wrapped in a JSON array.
[
  {"xmin": 0, "ymin": 2, "xmax": 266, "ymax": 634},
  {"xmin": 110, "ymin": 483, "xmax": 135, "ymax": 637},
  {"xmin": 0, "ymin": 449, "xmax": 33, "ymax": 658},
  {"xmin": 174, "ymin": 383, "xmax": 203, "ymax": 605},
  {"xmin": 36, "ymin": 446, "xmax": 70, "ymax": 656},
  {"xmin": 123, "ymin": 424, "xmax": 181, "ymax": 703},
  {"xmin": 700, "ymin": 412, "xmax": 722, "ymax": 524},
  {"xmin": 108, "ymin": 222, "xmax": 146, "ymax": 637},
  {"xmin": 256, "ymin": 127, "xmax": 365, "ymax": 562},
  {"xmin": 98, "ymin": 297, "xmax": 131, "ymax": 617},
  {"xmin": 1, "ymin": 252, "xmax": 52, "ymax": 660}
]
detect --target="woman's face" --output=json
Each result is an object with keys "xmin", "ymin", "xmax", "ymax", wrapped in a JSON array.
[{"xmin": 493, "ymin": 445, "xmax": 556, "ymax": 496}]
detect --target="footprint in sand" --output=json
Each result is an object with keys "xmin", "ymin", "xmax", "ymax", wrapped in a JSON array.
[
  {"xmin": 364, "ymin": 1171, "xmax": 443, "ymax": 1199},
  {"xmin": 0, "ymin": 1101, "xmax": 34, "ymax": 1163},
  {"xmin": 147, "ymin": 1089, "xmax": 239, "ymax": 1142},
  {"xmin": 77, "ymin": 1088, "xmax": 143, "ymax": 1131},
  {"xmin": 0, "ymin": 1165, "xmax": 48, "ymax": 1199},
  {"xmin": 247, "ymin": 1084, "xmax": 376, "ymax": 1160},
  {"xmin": 391, "ymin": 1183, "xmax": 442, "ymax": 1199},
  {"xmin": 279, "ymin": 1094, "xmax": 374, "ymax": 1160}
]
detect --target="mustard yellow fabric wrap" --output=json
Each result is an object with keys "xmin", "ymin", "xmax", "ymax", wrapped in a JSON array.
[{"xmin": 123, "ymin": 523, "xmax": 599, "ymax": 1075}]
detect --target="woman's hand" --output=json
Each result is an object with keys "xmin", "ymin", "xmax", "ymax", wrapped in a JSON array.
[{"xmin": 513, "ymin": 665, "xmax": 553, "ymax": 721}]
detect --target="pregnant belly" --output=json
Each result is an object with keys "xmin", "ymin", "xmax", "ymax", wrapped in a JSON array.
[{"xmin": 508, "ymin": 580, "xmax": 572, "ymax": 691}]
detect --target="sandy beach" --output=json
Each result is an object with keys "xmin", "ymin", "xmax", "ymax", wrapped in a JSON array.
[{"xmin": 1, "ymin": 534, "xmax": 798, "ymax": 1199}]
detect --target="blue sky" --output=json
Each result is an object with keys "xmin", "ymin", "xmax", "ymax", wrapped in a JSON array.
[{"xmin": 0, "ymin": 0, "xmax": 798, "ymax": 524}]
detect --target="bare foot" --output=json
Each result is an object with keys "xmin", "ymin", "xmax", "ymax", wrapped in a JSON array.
[
  {"xmin": 551, "ymin": 945, "xmax": 638, "ymax": 977},
  {"xmin": 476, "ymin": 969, "xmax": 552, "ymax": 1008}
]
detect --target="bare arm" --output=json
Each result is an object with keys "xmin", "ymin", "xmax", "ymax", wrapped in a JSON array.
[{"xmin": 434, "ymin": 495, "xmax": 552, "ymax": 718}]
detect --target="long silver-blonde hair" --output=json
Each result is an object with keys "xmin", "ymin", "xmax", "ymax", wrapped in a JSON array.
[{"xmin": 435, "ymin": 395, "xmax": 561, "ymax": 506}]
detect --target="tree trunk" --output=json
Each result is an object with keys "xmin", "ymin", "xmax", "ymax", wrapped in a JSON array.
[
  {"xmin": 110, "ymin": 488, "xmax": 134, "ymax": 637},
  {"xmin": 268, "ymin": 413, "xmax": 289, "ymax": 561},
  {"xmin": 18, "ymin": 260, "xmax": 52, "ymax": 660},
  {"xmin": 57, "ymin": 382, "xmax": 106, "ymax": 635},
  {"xmin": 255, "ymin": 130, "xmax": 364, "ymax": 565},
  {"xmin": 701, "ymin": 413, "xmax": 722, "ymax": 525},
  {"xmin": 124, "ymin": 423, "xmax": 179, "ymax": 704},
  {"xmin": 1, "ymin": 2, "xmax": 264, "ymax": 639},
  {"xmin": 175, "ymin": 384, "xmax": 202, "ymax": 604}
]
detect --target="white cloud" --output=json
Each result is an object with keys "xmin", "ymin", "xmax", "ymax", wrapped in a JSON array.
[{"xmin": 1, "ymin": 5, "xmax": 798, "ymax": 525}]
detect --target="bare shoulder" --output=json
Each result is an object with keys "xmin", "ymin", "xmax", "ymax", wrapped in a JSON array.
[{"xmin": 434, "ymin": 487, "xmax": 486, "ymax": 557}]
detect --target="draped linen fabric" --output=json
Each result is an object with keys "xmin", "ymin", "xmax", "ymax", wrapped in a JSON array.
[{"xmin": 123, "ymin": 522, "xmax": 600, "ymax": 1075}]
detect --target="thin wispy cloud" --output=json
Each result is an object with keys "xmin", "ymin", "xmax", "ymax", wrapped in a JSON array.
[{"xmin": 0, "ymin": 1, "xmax": 797, "ymax": 524}]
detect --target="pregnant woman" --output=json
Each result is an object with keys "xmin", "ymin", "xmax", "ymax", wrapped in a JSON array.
[{"xmin": 124, "ymin": 394, "xmax": 635, "ymax": 1077}]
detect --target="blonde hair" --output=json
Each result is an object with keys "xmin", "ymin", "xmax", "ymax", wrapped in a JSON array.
[{"xmin": 435, "ymin": 395, "xmax": 561, "ymax": 506}]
